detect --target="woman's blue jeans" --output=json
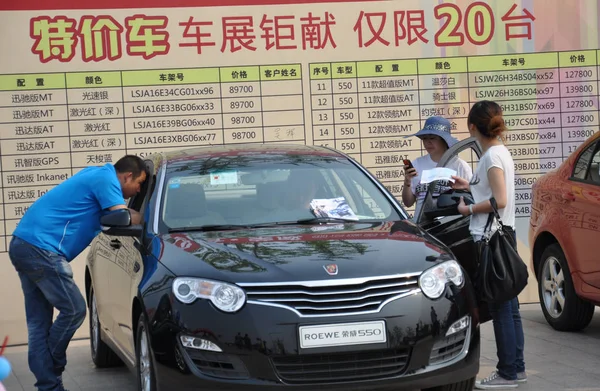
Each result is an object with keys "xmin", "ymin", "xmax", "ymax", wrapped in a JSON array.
[{"xmin": 477, "ymin": 228, "xmax": 526, "ymax": 380}]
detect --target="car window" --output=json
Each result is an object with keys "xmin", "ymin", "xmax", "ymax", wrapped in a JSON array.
[
  {"xmin": 573, "ymin": 141, "xmax": 598, "ymax": 181},
  {"xmin": 158, "ymin": 155, "xmax": 405, "ymax": 232},
  {"xmin": 328, "ymin": 170, "xmax": 390, "ymax": 219},
  {"xmin": 127, "ymin": 161, "xmax": 154, "ymax": 212},
  {"xmin": 586, "ymin": 146, "xmax": 600, "ymax": 184}
]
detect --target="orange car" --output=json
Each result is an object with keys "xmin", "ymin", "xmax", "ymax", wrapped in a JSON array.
[{"xmin": 529, "ymin": 130, "xmax": 600, "ymax": 331}]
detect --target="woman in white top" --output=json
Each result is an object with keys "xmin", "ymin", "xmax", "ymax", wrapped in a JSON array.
[
  {"xmin": 402, "ymin": 116, "xmax": 472, "ymax": 220},
  {"xmin": 452, "ymin": 100, "xmax": 526, "ymax": 389}
]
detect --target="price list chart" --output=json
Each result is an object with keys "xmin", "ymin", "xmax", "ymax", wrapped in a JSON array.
[
  {"xmin": 0, "ymin": 64, "xmax": 305, "ymax": 250},
  {"xmin": 309, "ymin": 50, "xmax": 599, "ymax": 218}
]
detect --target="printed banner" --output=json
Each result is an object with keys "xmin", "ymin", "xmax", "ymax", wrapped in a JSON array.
[{"xmin": 0, "ymin": 0, "xmax": 598, "ymax": 254}]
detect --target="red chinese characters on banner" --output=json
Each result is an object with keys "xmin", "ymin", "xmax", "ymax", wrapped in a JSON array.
[
  {"xmin": 179, "ymin": 17, "xmax": 215, "ymax": 54},
  {"xmin": 352, "ymin": 10, "xmax": 430, "ymax": 48},
  {"xmin": 351, "ymin": 2, "xmax": 534, "ymax": 48},
  {"xmin": 501, "ymin": 4, "xmax": 536, "ymax": 41},
  {"xmin": 27, "ymin": 3, "xmax": 536, "ymax": 63},
  {"xmin": 221, "ymin": 16, "xmax": 257, "ymax": 52},
  {"xmin": 125, "ymin": 15, "xmax": 170, "ymax": 59},
  {"xmin": 30, "ymin": 16, "xmax": 78, "ymax": 63},
  {"xmin": 31, "ymin": 14, "xmax": 169, "ymax": 62},
  {"xmin": 259, "ymin": 15, "xmax": 296, "ymax": 50},
  {"xmin": 395, "ymin": 10, "xmax": 428, "ymax": 45},
  {"xmin": 299, "ymin": 12, "xmax": 337, "ymax": 50},
  {"xmin": 78, "ymin": 15, "xmax": 123, "ymax": 62},
  {"xmin": 179, "ymin": 13, "xmax": 336, "ymax": 53},
  {"xmin": 353, "ymin": 11, "xmax": 389, "ymax": 47}
]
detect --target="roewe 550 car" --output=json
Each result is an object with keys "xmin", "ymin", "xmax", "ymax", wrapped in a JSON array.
[{"xmin": 86, "ymin": 141, "xmax": 486, "ymax": 391}]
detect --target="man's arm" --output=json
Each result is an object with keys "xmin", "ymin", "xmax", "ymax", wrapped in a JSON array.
[{"xmin": 109, "ymin": 204, "xmax": 142, "ymax": 225}]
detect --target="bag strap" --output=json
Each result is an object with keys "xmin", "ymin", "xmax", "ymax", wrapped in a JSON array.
[
  {"xmin": 483, "ymin": 197, "xmax": 505, "ymax": 237},
  {"xmin": 489, "ymin": 197, "xmax": 504, "ymax": 227},
  {"xmin": 483, "ymin": 211, "xmax": 494, "ymax": 234}
]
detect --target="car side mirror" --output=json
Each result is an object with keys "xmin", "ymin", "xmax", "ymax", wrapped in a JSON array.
[
  {"xmin": 100, "ymin": 209, "xmax": 143, "ymax": 237},
  {"xmin": 424, "ymin": 190, "xmax": 474, "ymax": 219}
]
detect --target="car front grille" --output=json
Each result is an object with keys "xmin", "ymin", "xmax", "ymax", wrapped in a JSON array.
[
  {"xmin": 239, "ymin": 273, "xmax": 421, "ymax": 317},
  {"xmin": 429, "ymin": 329, "xmax": 468, "ymax": 365},
  {"xmin": 184, "ymin": 349, "xmax": 249, "ymax": 379},
  {"xmin": 271, "ymin": 348, "xmax": 411, "ymax": 384}
]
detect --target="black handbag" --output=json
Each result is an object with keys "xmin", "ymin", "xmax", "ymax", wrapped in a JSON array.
[{"xmin": 475, "ymin": 198, "xmax": 529, "ymax": 303}]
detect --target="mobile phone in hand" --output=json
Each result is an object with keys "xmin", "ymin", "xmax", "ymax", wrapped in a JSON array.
[{"xmin": 403, "ymin": 159, "xmax": 413, "ymax": 169}]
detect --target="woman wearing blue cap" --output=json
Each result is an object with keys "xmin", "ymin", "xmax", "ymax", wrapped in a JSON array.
[{"xmin": 402, "ymin": 116, "xmax": 473, "ymax": 220}]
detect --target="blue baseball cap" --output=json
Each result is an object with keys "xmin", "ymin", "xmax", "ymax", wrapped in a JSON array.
[{"xmin": 411, "ymin": 116, "xmax": 459, "ymax": 148}]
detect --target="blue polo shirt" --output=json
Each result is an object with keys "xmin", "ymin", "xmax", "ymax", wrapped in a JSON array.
[{"xmin": 14, "ymin": 163, "xmax": 125, "ymax": 262}]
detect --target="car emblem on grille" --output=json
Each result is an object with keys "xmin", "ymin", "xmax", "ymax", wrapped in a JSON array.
[{"xmin": 323, "ymin": 264, "xmax": 338, "ymax": 275}]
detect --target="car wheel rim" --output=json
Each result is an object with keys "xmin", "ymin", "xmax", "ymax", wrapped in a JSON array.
[
  {"xmin": 139, "ymin": 327, "xmax": 151, "ymax": 391},
  {"xmin": 91, "ymin": 294, "xmax": 99, "ymax": 355},
  {"xmin": 541, "ymin": 256, "xmax": 566, "ymax": 319}
]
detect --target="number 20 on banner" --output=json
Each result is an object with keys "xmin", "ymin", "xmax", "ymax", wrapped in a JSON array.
[{"xmin": 435, "ymin": 3, "xmax": 495, "ymax": 46}]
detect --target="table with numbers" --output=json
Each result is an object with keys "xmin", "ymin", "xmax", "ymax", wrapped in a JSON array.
[
  {"xmin": 0, "ymin": 64, "xmax": 305, "ymax": 250},
  {"xmin": 0, "ymin": 50, "xmax": 598, "ymax": 250},
  {"xmin": 309, "ymin": 50, "xmax": 598, "ymax": 220}
]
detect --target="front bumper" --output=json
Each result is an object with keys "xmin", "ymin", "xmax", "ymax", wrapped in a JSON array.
[{"xmin": 148, "ymin": 288, "xmax": 479, "ymax": 390}]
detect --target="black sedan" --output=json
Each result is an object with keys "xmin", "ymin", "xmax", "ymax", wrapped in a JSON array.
[{"xmin": 86, "ymin": 141, "xmax": 485, "ymax": 391}]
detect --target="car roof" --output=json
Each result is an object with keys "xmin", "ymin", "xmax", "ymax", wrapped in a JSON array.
[{"xmin": 151, "ymin": 143, "xmax": 345, "ymax": 165}]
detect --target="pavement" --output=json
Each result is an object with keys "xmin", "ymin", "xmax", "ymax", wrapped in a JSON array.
[{"xmin": 3, "ymin": 303, "xmax": 600, "ymax": 391}]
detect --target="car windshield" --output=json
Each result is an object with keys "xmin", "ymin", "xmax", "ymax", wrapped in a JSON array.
[{"xmin": 158, "ymin": 152, "xmax": 406, "ymax": 232}]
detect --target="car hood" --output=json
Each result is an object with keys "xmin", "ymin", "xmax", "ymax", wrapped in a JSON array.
[{"xmin": 155, "ymin": 220, "xmax": 451, "ymax": 283}]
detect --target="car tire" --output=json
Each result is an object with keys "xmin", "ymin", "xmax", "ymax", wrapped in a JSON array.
[
  {"xmin": 89, "ymin": 288, "xmax": 123, "ymax": 367},
  {"xmin": 136, "ymin": 313, "xmax": 157, "ymax": 391},
  {"xmin": 537, "ymin": 243, "xmax": 595, "ymax": 331},
  {"xmin": 423, "ymin": 376, "xmax": 475, "ymax": 391}
]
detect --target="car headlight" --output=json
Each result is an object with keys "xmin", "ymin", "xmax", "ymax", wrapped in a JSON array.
[
  {"xmin": 172, "ymin": 277, "xmax": 246, "ymax": 312},
  {"xmin": 419, "ymin": 260, "xmax": 464, "ymax": 299}
]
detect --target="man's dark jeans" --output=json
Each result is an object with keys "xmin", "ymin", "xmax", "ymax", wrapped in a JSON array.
[
  {"xmin": 9, "ymin": 236, "xmax": 87, "ymax": 391},
  {"xmin": 487, "ymin": 227, "xmax": 526, "ymax": 381}
]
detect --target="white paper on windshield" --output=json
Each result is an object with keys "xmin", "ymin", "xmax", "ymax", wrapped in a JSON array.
[
  {"xmin": 420, "ymin": 168, "xmax": 457, "ymax": 184},
  {"xmin": 210, "ymin": 170, "xmax": 238, "ymax": 185},
  {"xmin": 310, "ymin": 197, "xmax": 359, "ymax": 220}
]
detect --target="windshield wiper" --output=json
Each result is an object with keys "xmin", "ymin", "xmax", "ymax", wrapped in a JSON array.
[
  {"xmin": 168, "ymin": 224, "xmax": 249, "ymax": 233},
  {"xmin": 280, "ymin": 217, "xmax": 359, "ymax": 225},
  {"xmin": 206, "ymin": 217, "xmax": 356, "ymax": 230},
  {"xmin": 168, "ymin": 218, "xmax": 364, "ymax": 232}
]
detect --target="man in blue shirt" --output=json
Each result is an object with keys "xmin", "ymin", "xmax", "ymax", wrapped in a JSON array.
[{"xmin": 8, "ymin": 155, "xmax": 147, "ymax": 391}]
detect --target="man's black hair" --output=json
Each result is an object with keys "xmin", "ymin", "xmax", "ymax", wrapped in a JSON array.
[{"xmin": 114, "ymin": 155, "xmax": 146, "ymax": 178}]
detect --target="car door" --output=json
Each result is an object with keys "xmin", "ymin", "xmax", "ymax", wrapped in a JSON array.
[
  {"xmin": 565, "ymin": 140, "xmax": 600, "ymax": 289},
  {"xmin": 87, "ymin": 229, "xmax": 120, "ymax": 343},
  {"xmin": 107, "ymin": 159, "xmax": 155, "ymax": 357},
  {"xmin": 414, "ymin": 137, "xmax": 488, "ymax": 319},
  {"xmin": 415, "ymin": 137, "xmax": 482, "ymax": 273}
]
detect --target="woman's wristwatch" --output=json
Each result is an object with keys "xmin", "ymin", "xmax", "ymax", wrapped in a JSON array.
[{"xmin": 468, "ymin": 204, "xmax": 474, "ymax": 215}]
